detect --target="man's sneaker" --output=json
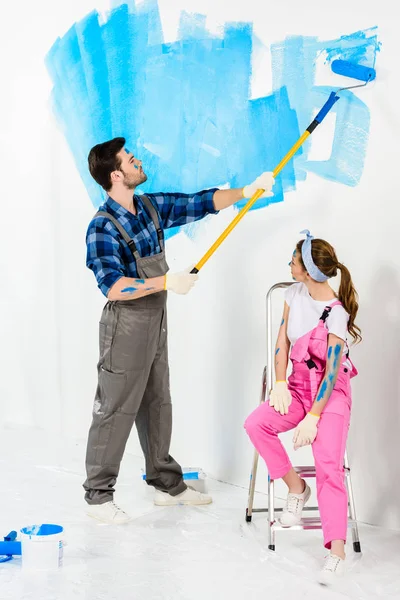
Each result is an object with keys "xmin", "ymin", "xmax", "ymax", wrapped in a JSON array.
[
  {"xmin": 86, "ymin": 500, "xmax": 132, "ymax": 524},
  {"xmin": 154, "ymin": 486, "xmax": 212, "ymax": 506},
  {"xmin": 279, "ymin": 481, "xmax": 311, "ymax": 526},
  {"xmin": 318, "ymin": 553, "xmax": 345, "ymax": 586}
]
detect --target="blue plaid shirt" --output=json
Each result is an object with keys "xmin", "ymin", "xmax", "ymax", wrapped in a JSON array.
[{"xmin": 86, "ymin": 189, "xmax": 219, "ymax": 296}]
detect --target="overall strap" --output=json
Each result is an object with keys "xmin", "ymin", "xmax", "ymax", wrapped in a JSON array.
[
  {"xmin": 95, "ymin": 211, "xmax": 141, "ymax": 260},
  {"xmin": 140, "ymin": 195, "xmax": 164, "ymax": 250},
  {"xmin": 318, "ymin": 300, "xmax": 350, "ymax": 359},
  {"xmin": 319, "ymin": 300, "xmax": 342, "ymax": 323}
]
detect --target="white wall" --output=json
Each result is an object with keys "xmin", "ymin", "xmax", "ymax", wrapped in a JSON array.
[{"xmin": 1, "ymin": 0, "xmax": 399, "ymax": 531}]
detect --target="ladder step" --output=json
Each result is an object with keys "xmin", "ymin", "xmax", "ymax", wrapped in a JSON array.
[
  {"xmin": 294, "ymin": 466, "xmax": 350, "ymax": 477},
  {"xmin": 249, "ymin": 501, "xmax": 353, "ymax": 515},
  {"xmin": 272, "ymin": 517, "xmax": 357, "ymax": 532},
  {"xmin": 250, "ymin": 506, "xmax": 319, "ymax": 514}
]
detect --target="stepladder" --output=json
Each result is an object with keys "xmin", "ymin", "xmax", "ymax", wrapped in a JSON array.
[{"xmin": 245, "ymin": 282, "xmax": 362, "ymax": 553}]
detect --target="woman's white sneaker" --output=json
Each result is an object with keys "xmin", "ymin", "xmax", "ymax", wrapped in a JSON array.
[
  {"xmin": 318, "ymin": 553, "xmax": 345, "ymax": 586},
  {"xmin": 279, "ymin": 481, "xmax": 311, "ymax": 526},
  {"xmin": 154, "ymin": 487, "xmax": 212, "ymax": 506},
  {"xmin": 86, "ymin": 501, "xmax": 132, "ymax": 524}
]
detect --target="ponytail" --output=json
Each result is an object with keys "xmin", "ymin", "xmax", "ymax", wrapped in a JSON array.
[{"xmin": 337, "ymin": 263, "xmax": 362, "ymax": 344}]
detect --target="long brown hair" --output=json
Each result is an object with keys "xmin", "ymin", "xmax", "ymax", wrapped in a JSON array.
[{"xmin": 296, "ymin": 239, "xmax": 362, "ymax": 344}]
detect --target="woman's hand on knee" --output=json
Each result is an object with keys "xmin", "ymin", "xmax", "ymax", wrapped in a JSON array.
[
  {"xmin": 269, "ymin": 381, "xmax": 292, "ymax": 415},
  {"xmin": 293, "ymin": 413, "xmax": 320, "ymax": 449}
]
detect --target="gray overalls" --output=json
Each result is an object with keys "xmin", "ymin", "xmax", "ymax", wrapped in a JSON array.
[{"xmin": 83, "ymin": 196, "xmax": 187, "ymax": 505}]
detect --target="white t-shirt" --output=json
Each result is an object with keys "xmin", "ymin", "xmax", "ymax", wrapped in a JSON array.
[{"xmin": 284, "ymin": 283, "xmax": 349, "ymax": 348}]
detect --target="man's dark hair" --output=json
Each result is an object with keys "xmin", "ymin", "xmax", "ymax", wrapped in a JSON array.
[{"xmin": 88, "ymin": 137, "xmax": 126, "ymax": 191}]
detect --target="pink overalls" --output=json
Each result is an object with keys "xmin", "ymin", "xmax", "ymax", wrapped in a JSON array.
[{"xmin": 244, "ymin": 302, "xmax": 358, "ymax": 549}]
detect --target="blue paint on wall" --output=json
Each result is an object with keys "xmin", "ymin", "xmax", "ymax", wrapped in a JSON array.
[{"xmin": 46, "ymin": 1, "xmax": 380, "ymax": 240}]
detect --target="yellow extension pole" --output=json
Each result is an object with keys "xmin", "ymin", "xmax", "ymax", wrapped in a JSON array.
[{"xmin": 192, "ymin": 129, "xmax": 311, "ymax": 273}]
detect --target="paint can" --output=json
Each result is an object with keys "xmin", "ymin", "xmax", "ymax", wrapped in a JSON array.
[{"xmin": 20, "ymin": 524, "xmax": 64, "ymax": 571}]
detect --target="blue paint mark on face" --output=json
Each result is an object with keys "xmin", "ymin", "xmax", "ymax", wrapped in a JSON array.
[
  {"xmin": 317, "ymin": 379, "xmax": 328, "ymax": 402},
  {"xmin": 275, "ymin": 348, "xmax": 280, "ymax": 355},
  {"xmin": 45, "ymin": 3, "xmax": 379, "ymax": 239},
  {"xmin": 122, "ymin": 286, "xmax": 137, "ymax": 293},
  {"xmin": 328, "ymin": 346, "xmax": 333, "ymax": 359}
]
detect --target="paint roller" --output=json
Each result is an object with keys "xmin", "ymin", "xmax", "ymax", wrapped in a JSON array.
[{"xmin": 190, "ymin": 60, "xmax": 376, "ymax": 274}]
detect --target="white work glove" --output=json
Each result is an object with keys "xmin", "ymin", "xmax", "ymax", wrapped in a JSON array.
[
  {"xmin": 243, "ymin": 171, "xmax": 275, "ymax": 198},
  {"xmin": 293, "ymin": 413, "xmax": 320, "ymax": 450},
  {"xmin": 269, "ymin": 381, "xmax": 292, "ymax": 415},
  {"xmin": 165, "ymin": 266, "xmax": 199, "ymax": 295}
]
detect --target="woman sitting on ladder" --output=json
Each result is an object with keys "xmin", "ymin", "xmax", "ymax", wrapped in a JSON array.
[{"xmin": 244, "ymin": 229, "xmax": 361, "ymax": 586}]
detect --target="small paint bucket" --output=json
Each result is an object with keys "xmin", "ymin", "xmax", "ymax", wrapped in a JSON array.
[{"xmin": 20, "ymin": 524, "xmax": 64, "ymax": 571}]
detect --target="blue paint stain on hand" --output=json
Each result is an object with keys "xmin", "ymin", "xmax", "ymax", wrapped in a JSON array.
[{"xmin": 45, "ymin": 2, "xmax": 379, "ymax": 239}]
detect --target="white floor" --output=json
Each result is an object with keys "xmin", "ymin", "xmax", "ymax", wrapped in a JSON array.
[{"xmin": 0, "ymin": 427, "xmax": 399, "ymax": 600}]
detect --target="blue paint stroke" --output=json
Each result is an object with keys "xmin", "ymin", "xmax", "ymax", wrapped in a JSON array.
[
  {"xmin": 121, "ymin": 286, "xmax": 137, "ymax": 293},
  {"xmin": 275, "ymin": 348, "xmax": 280, "ymax": 355},
  {"xmin": 135, "ymin": 279, "xmax": 145, "ymax": 284},
  {"xmin": 281, "ymin": 319, "xmax": 284, "ymax": 326},
  {"xmin": 317, "ymin": 379, "xmax": 328, "ymax": 402},
  {"xmin": 327, "ymin": 345, "xmax": 333, "ymax": 359},
  {"xmin": 270, "ymin": 29, "xmax": 379, "ymax": 186},
  {"xmin": 45, "ymin": 2, "xmax": 380, "ymax": 240},
  {"xmin": 328, "ymin": 372, "xmax": 335, "ymax": 383},
  {"xmin": 333, "ymin": 343, "xmax": 342, "ymax": 368}
]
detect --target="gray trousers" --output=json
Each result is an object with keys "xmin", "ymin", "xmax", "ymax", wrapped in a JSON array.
[{"xmin": 83, "ymin": 294, "xmax": 186, "ymax": 505}]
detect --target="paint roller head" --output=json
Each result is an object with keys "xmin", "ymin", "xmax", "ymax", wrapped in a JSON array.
[{"xmin": 331, "ymin": 60, "xmax": 376, "ymax": 82}]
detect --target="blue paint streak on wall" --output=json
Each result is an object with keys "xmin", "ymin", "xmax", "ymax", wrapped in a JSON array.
[
  {"xmin": 270, "ymin": 30, "xmax": 378, "ymax": 186},
  {"xmin": 46, "ymin": 1, "xmax": 379, "ymax": 240},
  {"xmin": 323, "ymin": 28, "xmax": 380, "ymax": 68}
]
